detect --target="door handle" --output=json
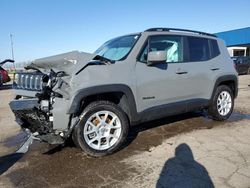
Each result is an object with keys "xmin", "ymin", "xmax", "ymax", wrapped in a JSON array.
[
  {"xmin": 176, "ymin": 70, "xmax": 188, "ymax": 75},
  {"xmin": 210, "ymin": 68, "xmax": 220, "ymax": 71}
]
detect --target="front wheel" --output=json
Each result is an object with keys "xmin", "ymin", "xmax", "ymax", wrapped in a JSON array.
[
  {"xmin": 208, "ymin": 85, "xmax": 234, "ymax": 121},
  {"xmin": 73, "ymin": 100, "xmax": 129, "ymax": 157}
]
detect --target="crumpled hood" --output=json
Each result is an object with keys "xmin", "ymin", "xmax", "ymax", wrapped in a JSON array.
[{"xmin": 27, "ymin": 51, "xmax": 97, "ymax": 75}]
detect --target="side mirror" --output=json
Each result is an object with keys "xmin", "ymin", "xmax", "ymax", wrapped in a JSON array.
[{"xmin": 147, "ymin": 51, "xmax": 167, "ymax": 66}]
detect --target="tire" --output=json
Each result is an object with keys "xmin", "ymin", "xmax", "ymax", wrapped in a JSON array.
[
  {"xmin": 208, "ymin": 85, "xmax": 234, "ymax": 121},
  {"xmin": 73, "ymin": 100, "xmax": 129, "ymax": 157}
]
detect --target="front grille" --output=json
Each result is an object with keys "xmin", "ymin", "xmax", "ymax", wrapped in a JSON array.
[{"xmin": 14, "ymin": 72, "xmax": 44, "ymax": 91}]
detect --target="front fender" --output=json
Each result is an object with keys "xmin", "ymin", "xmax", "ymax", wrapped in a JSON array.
[{"xmin": 67, "ymin": 84, "xmax": 139, "ymax": 123}]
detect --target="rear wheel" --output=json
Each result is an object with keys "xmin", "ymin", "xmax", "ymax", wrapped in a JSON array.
[
  {"xmin": 73, "ymin": 100, "xmax": 129, "ymax": 157},
  {"xmin": 208, "ymin": 85, "xmax": 234, "ymax": 121}
]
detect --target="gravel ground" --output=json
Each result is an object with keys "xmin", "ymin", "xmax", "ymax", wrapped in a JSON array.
[{"xmin": 0, "ymin": 75, "xmax": 249, "ymax": 188}]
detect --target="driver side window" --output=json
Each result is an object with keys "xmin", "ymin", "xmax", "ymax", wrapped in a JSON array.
[{"xmin": 139, "ymin": 35, "xmax": 184, "ymax": 63}]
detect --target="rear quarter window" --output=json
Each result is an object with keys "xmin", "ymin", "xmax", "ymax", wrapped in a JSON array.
[{"xmin": 210, "ymin": 39, "xmax": 220, "ymax": 58}]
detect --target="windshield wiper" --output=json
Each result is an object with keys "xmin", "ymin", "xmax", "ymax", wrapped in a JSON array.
[{"xmin": 93, "ymin": 55, "xmax": 115, "ymax": 64}]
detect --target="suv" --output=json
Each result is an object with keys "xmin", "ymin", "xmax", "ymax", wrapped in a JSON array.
[
  {"xmin": 10, "ymin": 28, "xmax": 238, "ymax": 156},
  {"xmin": 232, "ymin": 56, "xmax": 250, "ymax": 75}
]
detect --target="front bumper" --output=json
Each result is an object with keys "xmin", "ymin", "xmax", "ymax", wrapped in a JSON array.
[
  {"xmin": 9, "ymin": 99, "xmax": 53, "ymax": 134},
  {"xmin": 9, "ymin": 99, "xmax": 65, "ymax": 144}
]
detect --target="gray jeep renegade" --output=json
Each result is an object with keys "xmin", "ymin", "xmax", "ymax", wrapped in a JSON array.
[{"xmin": 10, "ymin": 28, "xmax": 238, "ymax": 156}]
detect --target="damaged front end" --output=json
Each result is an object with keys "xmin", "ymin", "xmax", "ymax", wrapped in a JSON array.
[
  {"xmin": 9, "ymin": 51, "xmax": 111, "ymax": 145},
  {"xmin": 10, "ymin": 70, "xmax": 68, "ymax": 144}
]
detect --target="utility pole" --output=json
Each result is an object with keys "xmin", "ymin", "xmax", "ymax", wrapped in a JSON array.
[
  {"xmin": 10, "ymin": 34, "xmax": 16, "ymax": 70},
  {"xmin": 10, "ymin": 34, "xmax": 15, "ymax": 60}
]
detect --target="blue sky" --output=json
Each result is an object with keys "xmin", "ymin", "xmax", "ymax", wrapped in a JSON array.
[{"xmin": 0, "ymin": 0, "xmax": 250, "ymax": 62}]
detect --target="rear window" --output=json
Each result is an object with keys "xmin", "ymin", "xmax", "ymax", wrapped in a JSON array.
[{"xmin": 188, "ymin": 37, "xmax": 210, "ymax": 61}]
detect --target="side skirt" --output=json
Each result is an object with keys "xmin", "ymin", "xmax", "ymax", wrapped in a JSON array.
[{"xmin": 131, "ymin": 99, "xmax": 209, "ymax": 125}]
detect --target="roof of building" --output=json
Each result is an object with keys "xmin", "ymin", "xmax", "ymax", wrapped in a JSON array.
[{"xmin": 215, "ymin": 27, "xmax": 250, "ymax": 47}]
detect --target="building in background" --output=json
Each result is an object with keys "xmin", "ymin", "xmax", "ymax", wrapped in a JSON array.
[{"xmin": 216, "ymin": 27, "xmax": 250, "ymax": 57}]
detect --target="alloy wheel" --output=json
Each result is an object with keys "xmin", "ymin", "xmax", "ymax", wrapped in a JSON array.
[{"xmin": 83, "ymin": 110, "xmax": 122, "ymax": 150}]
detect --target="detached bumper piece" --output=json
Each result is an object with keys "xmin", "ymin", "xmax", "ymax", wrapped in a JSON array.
[{"xmin": 16, "ymin": 129, "xmax": 40, "ymax": 154}]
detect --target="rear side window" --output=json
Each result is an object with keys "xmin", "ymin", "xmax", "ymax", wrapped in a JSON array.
[
  {"xmin": 188, "ymin": 37, "xmax": 210, "ymax": 62},
  {"xmin": 210, "ymin": 39, "xmax": 220, "ymax": 58}
]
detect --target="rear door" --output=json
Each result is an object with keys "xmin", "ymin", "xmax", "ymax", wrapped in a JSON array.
[{"xmin": 184, "ymin": 36, "xmax": 220, "ymax": 105}]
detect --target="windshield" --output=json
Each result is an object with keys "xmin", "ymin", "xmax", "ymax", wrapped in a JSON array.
[{"xmin": 95, "ymin": 34, "xmax": 140, "ymax": 61}]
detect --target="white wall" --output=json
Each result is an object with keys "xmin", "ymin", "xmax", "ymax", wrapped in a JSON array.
[{"xmin": 227, "ymin": 46, "xmax": 247, "ymax": 57}]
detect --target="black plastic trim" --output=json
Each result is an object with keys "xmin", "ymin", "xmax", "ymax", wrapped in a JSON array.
[
  {"xmin": 211, "ymin": 75, "xmax": 238, "ymax": 101},
  {"xmin": 136, "ymin": 99, "xmax": 209, "ymax": 124},
  {"xmin": 68, "ymin": 84, "xmax": 139, "ymax": 122}
]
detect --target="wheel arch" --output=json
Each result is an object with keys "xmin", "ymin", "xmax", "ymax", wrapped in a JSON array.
[
  {"xmin": 211, "ymin": 75, "xmax": 238, "ymax": 101},
  {"xmin": 67, "ymin": 84, "xmax": 139, "ymax": 123}
]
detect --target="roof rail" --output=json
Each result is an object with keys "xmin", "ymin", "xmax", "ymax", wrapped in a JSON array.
[{"xmin": 145, "ymin": 28, "xmax": 217, "ymax": 37}]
